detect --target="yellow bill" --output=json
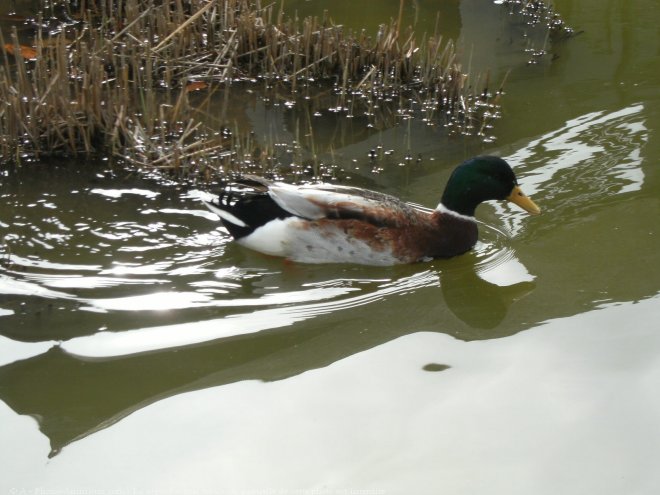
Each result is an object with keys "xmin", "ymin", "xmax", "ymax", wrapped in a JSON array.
[{"xmin": 507, "ymin": 185, "xmax": 541, "ymax": 215}]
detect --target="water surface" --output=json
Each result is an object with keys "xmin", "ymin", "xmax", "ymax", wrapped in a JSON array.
[{"xmin": 1, "ymin": 1, "xmax": 660, "ymax": 493}]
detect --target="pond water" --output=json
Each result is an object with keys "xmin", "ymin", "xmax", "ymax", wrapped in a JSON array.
[{"xmin": 1, "ymin": 1, "xmax": 660, "ymax": 494}]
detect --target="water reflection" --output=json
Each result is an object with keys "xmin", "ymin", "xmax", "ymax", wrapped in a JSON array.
[
  {"xmin": 2, "ymin": 4, "xmax": 657, "ymax": 474},
  {"xmin": 2, "ymin": 95, "xmax": 652, "ymax": 459},
  {"xmin": 2, "ymin": 0, "xmax": 660, "ymax": 491},
  {"xmin": 441, "ymin": 263, "xmax": 534, "ymax": 331},
  {"xmin": 0, "ymin": 159, "xmax": 530, "ymax": 455},
  {"xmin": 0, "ymin": 154, "xmax": 544, "ymax": 457},
  {"xmin": 0, "ymin": 245, "xmax": 534, "ymax": 458},
  {"xmin": 498, "ymin": 103, "xmax": 648, "ymax": 236}
]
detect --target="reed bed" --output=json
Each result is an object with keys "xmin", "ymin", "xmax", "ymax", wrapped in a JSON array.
[{"xmin": 0, "ymin": 0, "xmax": 566, "ymax": 175}]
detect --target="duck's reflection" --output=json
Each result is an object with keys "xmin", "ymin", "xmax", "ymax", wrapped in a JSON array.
[
  {"xmin": 441, "ymin": 260, "xmax": 535, "ymax": 332},
  {"xmin": 0, "ymin": 260, "xmax": 535, "ymax": 458}
]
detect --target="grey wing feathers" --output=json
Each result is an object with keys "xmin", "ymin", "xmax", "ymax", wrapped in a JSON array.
[{"xmin": 233, "ymin": 176, "xmax": 421, "ymax": 227}]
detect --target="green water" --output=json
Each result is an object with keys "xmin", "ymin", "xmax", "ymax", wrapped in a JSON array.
[{"xmin": 1, "ymin": 1, "xmax": 660, "ymax": 493}]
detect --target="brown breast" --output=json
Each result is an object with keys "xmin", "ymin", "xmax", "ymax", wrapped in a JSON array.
[{"xmin": 390, "ymin": 210, "xmax": 478, "ymax": 261}]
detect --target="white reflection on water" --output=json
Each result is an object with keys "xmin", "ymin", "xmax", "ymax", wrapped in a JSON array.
[
  {"xmin": 89, "ymin": 188, "xmax": 160, "ymax": 199},
  {"xmin": 475, "ymin": 248, "xmax": 534, "ymax": 286},
  {"xmin": 18, "ymin": 274, "xmax": 168, "ymax": 289},
  {"xmin": 3, "ymin": 254, "xmax": 102, "ymax": 272},
  {"xmin": 156, "ymin": 207, "xmax": 219, "ymax": 222},
  {"xmin": 510, "ymin": 104, "xmax": 646, "ymax": 196},
  {"xmin": 498, "ymin": 104, "xmax": 648, "ymax": 234},
  {"xmin": 0, "ymin": 335, "xmax": 57, "ymax": 367},
  {"xmin": 84, "ymin": 286, "xmax": 358, "ymax": 312},
  {"xmin": 3, "ymin": 294, "xmax": 659, "ymax": 494},
  {"xmin": 61, "ymin": 271, "xmax": 439, "ymax": 358},
  {"xmin": 0, "ymin": 273, "xmax": 74, "ymax": 300}
]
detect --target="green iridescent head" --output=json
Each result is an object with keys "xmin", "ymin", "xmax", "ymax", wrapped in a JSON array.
[{"xmin": 440, "ymin": 156, "xmax": 540, "ymax": 217}]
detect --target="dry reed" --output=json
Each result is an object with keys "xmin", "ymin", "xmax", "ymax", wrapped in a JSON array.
[{"xmin": 0, "ymin": 0, "xmax": 567, "ymax": 175}]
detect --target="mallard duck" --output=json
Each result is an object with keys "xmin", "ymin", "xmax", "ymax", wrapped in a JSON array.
[{"xmin": 204, "ymin": 156, "xmax": 540, "ymax": 265}]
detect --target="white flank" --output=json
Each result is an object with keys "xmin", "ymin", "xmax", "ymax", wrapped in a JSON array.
[
  {"xmin": 287, "ymin": 224, "xmax": 401, "ymax": 265},
  {"xmin": 238, "ymin": 217, "xmax": 401, "ymax": 265},
  {"xmin": 237, "ymin": 217, "xmax": 298, "ymax": 257}
]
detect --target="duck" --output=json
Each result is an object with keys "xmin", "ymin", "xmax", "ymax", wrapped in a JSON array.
[{"xmin": 204, "ymin": 155, "xmax": 540, "ymax": 266}]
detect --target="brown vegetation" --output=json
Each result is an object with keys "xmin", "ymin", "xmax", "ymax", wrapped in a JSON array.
[{"xmin": 0, "ymin": 0, "xmax": 557, "ymax": 176}]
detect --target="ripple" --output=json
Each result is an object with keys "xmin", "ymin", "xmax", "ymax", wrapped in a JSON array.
[
  {"xmin": 85, "ymin": 286, "xmax": 359, "ymax": 312},
  {"xmin": 20, "ymin": 274, "xmax": 168, "ymax": 290},
  {"xmin": 472, "ymin": 223, "xmax": 535, "ymax": 286},
  {"xmin": 0, "ymin": 273, "xmax": 74, "ymax": 300},
  {"xmin": 0, "ymin": 160, "xmax": 535, "ymax": 353},
  {"xmin": 3, "ymin": 254, "xmax": 102, "ymax": 272},
  {"xmin": 61, "ymin": 271, "xmax": 440, "ymax": 358},
  {"xmin": 498, "ymin": 103, "xmax": 648, "ymax": 235}
]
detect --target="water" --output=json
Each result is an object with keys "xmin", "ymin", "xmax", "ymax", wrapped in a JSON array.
[{"xmin": 2, "ymin": 1, "xmax": 660, "ymax": 493}]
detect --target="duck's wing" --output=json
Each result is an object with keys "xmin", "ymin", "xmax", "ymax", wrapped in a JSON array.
[{"xmin": 263, "ymin": 179, "xmax": 421, "ymax": 227}]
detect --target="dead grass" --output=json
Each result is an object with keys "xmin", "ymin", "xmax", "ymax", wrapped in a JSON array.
[{"xmin": 0, "ymin": 0, "xmax": 564, "ymax": 176}]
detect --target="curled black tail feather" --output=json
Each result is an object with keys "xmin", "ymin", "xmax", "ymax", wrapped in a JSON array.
[{"xmin": 211, "ymin": 181, "xmax": 292, "ymax": 239}]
